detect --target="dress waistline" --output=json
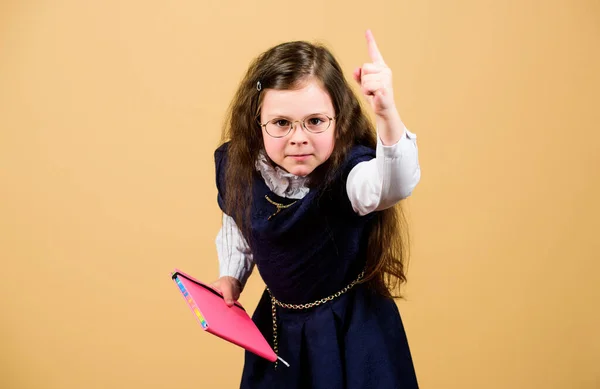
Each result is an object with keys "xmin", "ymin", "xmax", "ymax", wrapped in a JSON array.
[{"xmin": 266, "ymin": 270, "xmax": 365, "ymax": 369}]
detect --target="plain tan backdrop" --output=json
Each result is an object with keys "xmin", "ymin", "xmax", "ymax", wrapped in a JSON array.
[{"xmin": 1, "ymin": 0, "xmax": 599, "ymax": 388}]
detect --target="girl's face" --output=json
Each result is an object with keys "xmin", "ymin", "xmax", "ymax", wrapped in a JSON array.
[{"xmin": 260, "ymin": 79, "xmax": 336, "ymax": 177}]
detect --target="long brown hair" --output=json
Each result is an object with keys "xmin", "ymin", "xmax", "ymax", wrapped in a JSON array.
[{"xmin": 219, "ymin": 40, "xmax": 410, "ymax": 298}]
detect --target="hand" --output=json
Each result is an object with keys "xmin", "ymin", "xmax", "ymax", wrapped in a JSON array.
[
  {"xmin": 352, "ymin": 29, "xmax": 398, "ymax": 120},
  {"xmin": 210, "ymin": 276, "xmax": 242, "ymax": 307}
]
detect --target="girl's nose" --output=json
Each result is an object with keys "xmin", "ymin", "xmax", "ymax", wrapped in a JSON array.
[{"xmin": 289, "ymin": 122, "xmax": 308, "ymax": 145}]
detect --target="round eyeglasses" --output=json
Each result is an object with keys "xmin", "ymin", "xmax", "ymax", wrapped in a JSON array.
[{"xmin": 259, "ymin": 114, "xmax": 335, "ymax": 138}]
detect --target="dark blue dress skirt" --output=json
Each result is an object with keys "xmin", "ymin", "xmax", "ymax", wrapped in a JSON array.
[{"xmin": 239, "ymin": 284, "xmax": 419, "ymax": 388}]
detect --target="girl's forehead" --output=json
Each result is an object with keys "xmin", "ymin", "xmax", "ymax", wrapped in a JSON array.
[{"xmin": 261, "ymin": 80, "xmax": 334, "ymax": 117}]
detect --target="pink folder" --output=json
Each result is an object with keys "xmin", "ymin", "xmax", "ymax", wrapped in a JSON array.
[{"xmin": 171, "ymin": 269, "xmax": 287, "ymax": 366}]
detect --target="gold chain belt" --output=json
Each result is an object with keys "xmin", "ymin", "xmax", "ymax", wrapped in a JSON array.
[{"xmin": 266, "ymin": 270, "xmax": 365, "ymax": 369}]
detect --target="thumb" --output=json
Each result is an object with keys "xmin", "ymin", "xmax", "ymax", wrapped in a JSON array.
[
  {"xmin": 220, "ymin": 282, "xmax": 236, "ymax": 307},
  {"xmin": 352, "ymin": 67, "xmax": 362, "ymax": 84}
]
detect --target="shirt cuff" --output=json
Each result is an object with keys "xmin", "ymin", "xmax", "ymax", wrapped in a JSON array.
[{"xmin": 377, "ymin": 125, "xmax": 418, "ymax": 159}]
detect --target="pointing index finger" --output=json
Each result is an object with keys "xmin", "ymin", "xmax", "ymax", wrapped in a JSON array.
[{"xmin": 366, "ymin": 29, "xmax": 385, "ymax": 65}]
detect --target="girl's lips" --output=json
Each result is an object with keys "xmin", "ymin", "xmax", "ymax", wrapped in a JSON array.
[{"xmin": 288, "ymin": 154, "xmax": 311, "ymax": 161}]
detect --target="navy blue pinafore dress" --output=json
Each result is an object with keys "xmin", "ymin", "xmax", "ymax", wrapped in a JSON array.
[{"xmin": 215, "ymin": 142, "xmax": 419, "ymax": 389}]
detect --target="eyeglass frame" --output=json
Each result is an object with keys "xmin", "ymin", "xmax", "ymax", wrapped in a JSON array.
[{"xmin": 258, "ymin": 113, "xmax": 336, "ymax": 138}]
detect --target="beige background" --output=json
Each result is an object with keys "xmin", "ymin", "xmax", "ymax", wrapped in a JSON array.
[{"xmin": 1, "ymin": 0, "xmax": 599, "ymax": 388}]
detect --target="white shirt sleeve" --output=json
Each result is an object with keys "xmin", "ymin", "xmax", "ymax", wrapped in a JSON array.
[
  {"xmin": 346, "ymin": 126, "xmax": 421, "ymax": 216},
  {"xmin": 215, "ymin": 213, "xmax": 254, "ymax": 286}
]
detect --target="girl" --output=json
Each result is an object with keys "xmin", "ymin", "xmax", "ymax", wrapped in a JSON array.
[{"xmin": 211, "ymin": 29, "xmax": 421, "ymax": 389}]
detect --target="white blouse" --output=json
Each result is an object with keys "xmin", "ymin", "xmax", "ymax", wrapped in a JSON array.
[{"xmin": 215, "ymin": 127, "xmax": 420, "ymax": 286}]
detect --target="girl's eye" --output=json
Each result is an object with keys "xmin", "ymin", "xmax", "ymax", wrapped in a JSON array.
[
  {"xmin": 274, "ymin": 119, "xmax": 290, "ymax": 127},
  {"xmin": 308, "ymin": 118, "xmax": 323, "ymax": 126}
]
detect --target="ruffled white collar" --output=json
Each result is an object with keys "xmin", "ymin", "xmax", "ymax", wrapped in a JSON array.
[{"xmin": 255, "ymin": 151, "xmax": 310, "ymax": 200}]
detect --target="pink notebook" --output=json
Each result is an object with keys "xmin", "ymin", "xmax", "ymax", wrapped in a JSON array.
[{"xmin": 171, "ymin": 269, "xmax": 288, "ymax": 366}]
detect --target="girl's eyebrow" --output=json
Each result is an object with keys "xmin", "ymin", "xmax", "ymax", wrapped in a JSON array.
[
  {"xmin": 264, "ymin": 113, "xmax": 293, "ymax": 119},
  {"xmin": 265, "ymin": 111, "xmax": 329, "ymax": 119}
]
